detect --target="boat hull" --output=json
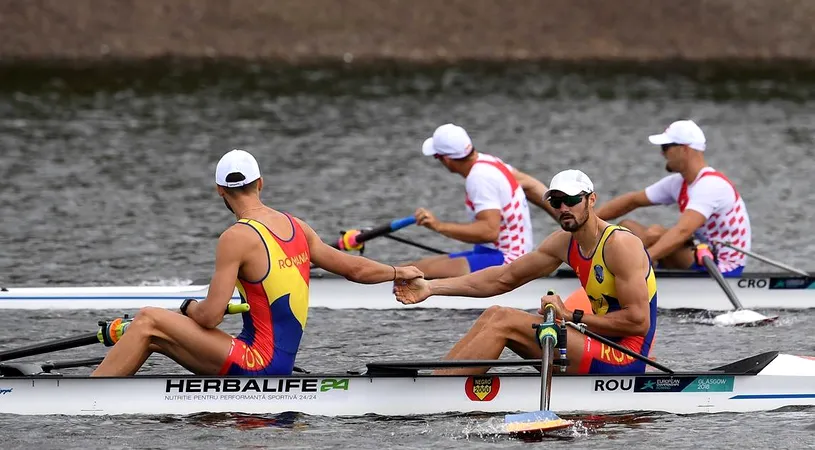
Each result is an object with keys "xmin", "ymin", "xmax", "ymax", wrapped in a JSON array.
[
  {"xmin": 0, "ymin": 271, "xmax": 812, "ymax": 310},
  {"xmin": 0, "ymin": 356, "xmax": 813, "ymax": 416}
]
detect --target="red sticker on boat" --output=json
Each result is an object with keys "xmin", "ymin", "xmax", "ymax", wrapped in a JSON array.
[{"xmin": 465, "ymin": 376, "xmax": 500, "ymax": 401}]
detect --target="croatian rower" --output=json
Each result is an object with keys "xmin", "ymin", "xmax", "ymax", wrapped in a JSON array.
[
  {"xmin": 394, "ymin": 169, "xmax": 658, "ymax": 375},
  {"xmin": 92, "ymin": 149, "xmax": 423, "ymax": 377},
  {"xmin": 411, "ymin": 123, "xmax": 558, "ymax": 279},
  {"xmin": 595, "ymin": 120, "xmax": 752, "ymax": 277}
]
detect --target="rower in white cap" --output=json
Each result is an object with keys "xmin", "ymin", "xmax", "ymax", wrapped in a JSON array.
[
  {"xmin": 595, "ymin": 120, "xmax": 752, "ymax": 277},
  {"xmin": 394, "ymin": 169, "xmax": 658, "ymax": 375},
  {"xmin": 409, "ymin": 123, "xmax": 558, "ymax": 279}
]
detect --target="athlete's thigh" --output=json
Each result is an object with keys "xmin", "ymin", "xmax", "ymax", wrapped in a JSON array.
[
  {"xmin": 659, "ymin": 245, "xmax": 696, "ymax": 269},
  {"xmin": 143, "ymin": 307, "xmax": 234, "ymax": 375},
  {"xmin": 618, "ymin": 220, "xmax": 649, "ymax": 240}
]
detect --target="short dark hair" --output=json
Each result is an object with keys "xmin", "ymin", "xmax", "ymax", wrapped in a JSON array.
[
  {"xmin": 450, "ymin": 147, "xmax": 477, "ymax": 161},
  {"xmin": 222, "ymin": 172, "xmax": 259, "ymax": 194}
]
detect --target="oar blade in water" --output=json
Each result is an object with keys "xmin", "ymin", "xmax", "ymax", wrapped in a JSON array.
[
  {"xmin": 713, "ymin": 309, "xmax": 778, "ymax": 327},
  {"xmin": 503, "ymin": 410, "xmax": 573, "ymax": 434}
]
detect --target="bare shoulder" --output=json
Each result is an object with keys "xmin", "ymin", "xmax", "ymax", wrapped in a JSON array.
[
  {"xmin": 292, "ymin": 216, "xmax": 319, "ymax": 240},
  {"xmin": 217, "ymin": 223, "xmax": 255, "ymax": 249},
  {"xmin": 536, "ymin": 229, "xmax": 571, "ymax": 259},
  {"xmin": 604, "ymin": 229, "xmax": 649, "ymax": 275}
]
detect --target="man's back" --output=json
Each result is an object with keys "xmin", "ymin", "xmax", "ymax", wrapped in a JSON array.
[
  {"xmin": 227, "ymin": 210, "xmax": 311, "ymax": 375},
  {"xmin": 465, "ymin": 153, "xmax": 534, "ymax": 261}
]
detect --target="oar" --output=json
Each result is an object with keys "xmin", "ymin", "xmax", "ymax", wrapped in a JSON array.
[
  {"xmin": 715, "ymin": 240, "xmax": 810, "ymax": 277},
  {"xmin": 0, "ymin": 332, "xmax": 102, "ymax": 363},
  {"xmin": 0, "ymin": 302, "xmax": 250, "ymax": 363},
  {"xmin": 503, "ymin": 303, "xmax": 574, "ymax": 435},
  {"xmin": 694, "ymin": 240, "xmax": 778, "ymax": 327},
  {"xmin": 333, "ymin": 216, "xmax": 417, "ymax": 252},
  {"xmin": 382, "ymin": 234, "xmax": 450, "ymax": 255},
  {"xmin": 564, "ymin": 318, "xmax": 674, "ymax": 373}
]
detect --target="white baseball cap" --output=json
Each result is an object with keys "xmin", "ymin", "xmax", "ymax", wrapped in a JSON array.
[
  {"xmin": 215, "ymin": 149, "xmax": 261, "ymax": 187},
  {"xmin": 421, "ymin": 123, "xmax": 474, "ymax": 159},
  {"xmin": 544, "ymin": 169, "xmax": 595, "ymax": 198},
  {"xmin": 648, "ymin": 120, "xmax": 707, "ymax": 151}
]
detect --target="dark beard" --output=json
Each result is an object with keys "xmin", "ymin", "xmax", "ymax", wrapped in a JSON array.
[
  {"xmin": 558, "ymin": 209, "xmax": 589, "ymax": 232},
  {"xmin": 223, "ymin": 197, "xmax": 235, "ymax": 214}
]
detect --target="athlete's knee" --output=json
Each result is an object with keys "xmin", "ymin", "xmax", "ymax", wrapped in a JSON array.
[
  {"xmin": 643, "ymin": 225, "xmax": 667, "ymax": 244},
  {"xmin": 478, "ymin": 305, "xmax": 505, "ymax": 322},
  {"xmin": 130, "ymin": 307, "xmax": 163, "ymax": 335},
  {"xmin": 482, "ymin": 306, "xmax": 524, "ymax": 335}
]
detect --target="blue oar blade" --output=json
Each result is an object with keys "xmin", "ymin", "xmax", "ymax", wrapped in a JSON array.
[{"xmin": 504, "ymin": 410, "xmax": 573, "ymax": 434}]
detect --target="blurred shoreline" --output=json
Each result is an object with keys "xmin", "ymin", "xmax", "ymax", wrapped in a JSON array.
[{"xmin": 3, "ymin": 0, "xmax": 815, "ymax": 75}]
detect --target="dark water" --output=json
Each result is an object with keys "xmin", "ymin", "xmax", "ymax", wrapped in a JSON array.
[{"xmin": 1, "ymin": 61, "xmax": 815, "ymax": 449}]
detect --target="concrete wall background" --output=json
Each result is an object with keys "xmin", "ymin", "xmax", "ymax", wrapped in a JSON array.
[{"xmin": 2, "ymin": 0, "xmax": 814, "ymax": 63}]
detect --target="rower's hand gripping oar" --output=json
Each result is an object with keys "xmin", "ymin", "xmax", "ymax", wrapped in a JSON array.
[
  {"xmin": 694, "ymin": 240, "xmax": 778, "ymax": 327},
  {"xmin": 333, "ymin": 216, "xmax": 416, "ymax": 254},
  {"xmin": 0, "ymin": 303, "xmax": 251, "ymax": 363},
  {"xmin": 504, "ymin": 293, "xmax": 573, "ymax": 435}
]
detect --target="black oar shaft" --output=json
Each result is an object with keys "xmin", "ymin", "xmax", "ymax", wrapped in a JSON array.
[
  {"xmin": 355, "ymin": 217, "xmax": 416, "ymax": 244},
  {"xmin": 42, "ymin": 356, "xmax": 105, "ymax": 372},
  {"xmin": 382, "ymin": 235, "xmax": 449, "ymax": 255},
  {"xmin": 700, "ymin": 255, "xmax": 745, "ymax": 310},
  {"xmin": 717, "ymin": 241, "xmax": 810, "ymax": 277},
  {"xmin": 565, "ymin": 322, "xmax": 674, "ymax": 373},
  {"xmin": 330, "ymin": 216, "xmax": 416, "ymax": 250},
  {"xmin": 0, "ymin": 332, "xmax": 99, "ymax": 362}
]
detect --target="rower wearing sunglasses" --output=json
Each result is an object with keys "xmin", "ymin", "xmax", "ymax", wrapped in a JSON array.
[
  {"xmin": 595, "ymin": 120, "xmax": 751, "ymax": 277},
  {"xmin": 394, "ymin": 169, "xmax": 658, "ymax": 375},
  {"xmin": 409, "ymin": 123, "xmax": 558, "ymax": 279}
]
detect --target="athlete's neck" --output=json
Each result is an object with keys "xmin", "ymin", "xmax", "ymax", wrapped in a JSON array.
[
  {"xmin": 571, "ymin": 214, "xmax": 608, "ymax": 256},
  {"xmin": 456, "ymin": 151, "xmax": 480, "ymax": 177},
  {"xmin": 681, "ymin": 155, "xmax": 708, "ymax": 184},
  {"xmin": 229, "ymin": 196, "xmax": 266, "ymax": 220}
]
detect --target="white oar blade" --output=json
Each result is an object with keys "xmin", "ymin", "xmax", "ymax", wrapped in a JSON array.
[
  {"xmin": 504, "ymin": 410, "xmax": 573, "ymax": 434},
  {"xmin": 713, "ymin": 309, "xmax": 778, "ymax": 327}
]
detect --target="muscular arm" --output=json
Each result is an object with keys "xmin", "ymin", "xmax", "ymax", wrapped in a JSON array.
[
  {"xmin": 186, "ymin": 226, "xmax": 247, "ymax": 329},
  {"xmin": 428, "ymin": 231, "xmax": 569, "ymax": 298},
  {"xmin": 595, "ymin": 191, "xmax": 653, "ymax": 221},
  {"xmin": 577, "ymin": 232, "xmax": 652, "ymax": 337},
  {"xmin": 647, "ymin": 209, "xmax": 706, "ymax": 262},
  {"xmin": 298, "ymin": 218, "xmax": 405, "ymax": 284},
  {"xmin": 434, "ymin": 209, "xmax": 501, "ymax": 244},
  {"xmin": 511, "ymin": 168, "xmax": 558, "ymax": 221}
]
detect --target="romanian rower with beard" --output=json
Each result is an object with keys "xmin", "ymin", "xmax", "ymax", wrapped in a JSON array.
[{"xmin": 393, "ymin": 169, "xmax": 659, "ymax": 375}]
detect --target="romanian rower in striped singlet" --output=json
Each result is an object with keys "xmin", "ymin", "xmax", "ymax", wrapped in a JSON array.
[
  {"xmin": 409, "ymin": 123, "xmax": 558, "ymax": 279},
  {"xmin": 394, "ymin": 169, "xmax": 658, "ymax": 375},
  {"xmin": 595, "ymin": 120, "xmax": 752, "ymax": 277},
  {"xmin": 92, "ymin": 149, "xmax": 423, "ymax": 377}
]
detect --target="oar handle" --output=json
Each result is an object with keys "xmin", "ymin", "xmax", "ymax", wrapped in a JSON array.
[
  {"xmin": 335, "ymin": 216, "xmax": 417, "ymax": 250},
  {"xmin": 695, "ymin": 240, "xmax": 745, "ymax": 310}
]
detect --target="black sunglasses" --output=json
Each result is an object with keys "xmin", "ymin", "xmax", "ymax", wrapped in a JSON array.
[
  {"xmin": 548, "ymin": 194, "xmax": 587, "ymax": 209},
  {"xmin": 661, "ymin": 143, "xmax": 683, "ymax": 152}
]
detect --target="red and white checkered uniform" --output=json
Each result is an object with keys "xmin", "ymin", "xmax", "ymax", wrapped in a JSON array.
[
  {"xmin": 464, "ymin": 154, "xmax": 534, "ymax": 263},
  {"xmin": 645, "ymin": 167, "xmax": 751, "ymax": 272}
]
